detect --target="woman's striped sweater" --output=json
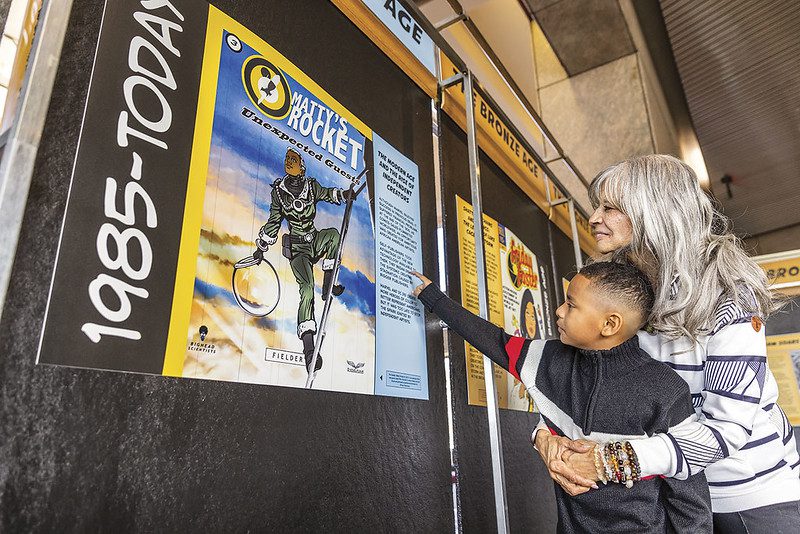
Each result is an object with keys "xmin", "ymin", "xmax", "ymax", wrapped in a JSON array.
[{"xmin": 625, "ymin": 294, "xmax": 800, "ymax": 513}]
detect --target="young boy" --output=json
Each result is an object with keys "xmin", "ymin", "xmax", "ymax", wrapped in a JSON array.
[{"xmin": 412, "ymin": 261, "xmax": 712, "ymax": 533}]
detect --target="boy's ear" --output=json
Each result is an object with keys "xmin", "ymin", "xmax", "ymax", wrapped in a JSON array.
[{"xmin": 601, "ymin": 313, "xmax": 623, "ymax": 337}]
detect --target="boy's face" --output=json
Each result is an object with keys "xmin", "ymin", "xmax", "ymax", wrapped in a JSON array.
[{"xmin": 555, "ymin": 274, "xmax": 609, "ymax": 349}]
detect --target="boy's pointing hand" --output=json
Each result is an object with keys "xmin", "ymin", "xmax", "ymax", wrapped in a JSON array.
[{"xmin": 410, "ymin": 271, "xmax": 432, "ymax": 297}]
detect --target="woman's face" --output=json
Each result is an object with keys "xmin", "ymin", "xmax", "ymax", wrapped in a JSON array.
[
  {"xmin": 524, "ymin": 302, "xmax": 537, "ymax": 338},
  {"xmin": 588, "ymin": 203, "xmax": 633, "ymax": 254}
]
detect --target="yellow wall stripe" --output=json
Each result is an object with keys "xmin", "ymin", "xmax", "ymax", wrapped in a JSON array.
[{"xmin": 161, "ymin": 5, "xmax": 225, "ymax": 376}]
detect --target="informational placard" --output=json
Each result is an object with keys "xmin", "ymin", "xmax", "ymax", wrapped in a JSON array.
[
  {"xmin": 456, "ymin": 195, "xmax": 507, "ymax": 408},
  {"xmin": 373, "ymin": 133, "xmax": 427, "ymax": 398},
  {"xmin": 765, "ymin": 333, "xmax": 800, "ymax": 426},
  {"xmin": 37, "ymin": 0, "xmax": 428, "ymax": 399},
  {"xmin": 455, "ymin": 195, "xmax": 553, "ymax": 411}
]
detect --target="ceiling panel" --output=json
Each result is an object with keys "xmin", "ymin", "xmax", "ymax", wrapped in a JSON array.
[{"xmin": 660, "ymin": 0, "xmax": 800, "ymax": 239}]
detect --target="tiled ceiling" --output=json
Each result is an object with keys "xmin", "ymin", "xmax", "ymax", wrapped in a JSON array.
[
  {"xmin": 660, "ymin": 0, "xmax": 800, "ymax": 241},
  {"xmin": 525, "ymin": 0, "xmax": 635, "ymax": 76}
]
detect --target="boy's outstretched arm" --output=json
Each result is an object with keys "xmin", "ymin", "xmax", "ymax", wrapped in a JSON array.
[{"xmin": 412, "ymin": 272, "xmax": 514, "ymax": 373}]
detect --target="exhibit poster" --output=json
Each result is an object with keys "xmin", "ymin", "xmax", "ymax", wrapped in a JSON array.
[
  {"xmin": 455, "ymin": 195, "xmax": 553, "ymax": 411},
  {"xmin": 765, "ymin": 333, "xmax": 800, "ymax": 425},
  {"xmin": 37, "ymin": 0, "xmax": 429, "ymax": 399}
]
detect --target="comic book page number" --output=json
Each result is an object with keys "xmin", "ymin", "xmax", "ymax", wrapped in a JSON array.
[{"xmin": 226, "ymin": 33, "xmax": 241, "ymax": 52}]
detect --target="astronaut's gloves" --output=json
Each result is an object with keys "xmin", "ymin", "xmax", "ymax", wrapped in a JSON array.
[{"xmin": 253, "ymin": 230, "xmax": 277, "ymax": 262}]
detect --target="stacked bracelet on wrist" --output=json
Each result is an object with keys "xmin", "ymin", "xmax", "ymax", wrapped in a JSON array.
[{"xmin": 599, "ymin": 441, "xmax": 641, "ymax": 488}]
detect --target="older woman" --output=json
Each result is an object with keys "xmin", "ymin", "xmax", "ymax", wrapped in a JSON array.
[{"xmin": 534, "ymin": 155, "xmax": 800, "ymax": 532}]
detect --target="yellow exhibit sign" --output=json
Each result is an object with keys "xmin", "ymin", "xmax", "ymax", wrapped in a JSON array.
[
  {"xmin": 456, "ymin": 195, "xmax": 508, "ymax": 408},
  {"xmin": 765, "ymin": 333, "xmax": 800, "ymax": 426},
  {"xmin": 455, "ymin": 195, "xmax": 555, "ymax": 411},
  {"xmin": 759, "ymin": 257, "xmax": 800, "ymax": 287}
]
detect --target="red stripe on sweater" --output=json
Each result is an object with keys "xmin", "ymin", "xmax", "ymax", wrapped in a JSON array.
[{"xmin": 505, "ymin": 336, "xmax": 525, "ymax": 380}]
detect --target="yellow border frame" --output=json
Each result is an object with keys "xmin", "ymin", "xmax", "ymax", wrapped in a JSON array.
[{"xmin": 162, "ymin": 5, "xmax": 374, "ymax": 375}]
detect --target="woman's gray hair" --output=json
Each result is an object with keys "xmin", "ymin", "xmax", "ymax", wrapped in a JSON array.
[{"xmin": 589, "ymin": 154, "xmax": 779, "ymax": 340}]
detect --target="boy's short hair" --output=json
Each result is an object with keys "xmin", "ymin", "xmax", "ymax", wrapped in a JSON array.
[{"xmin": 579, "ymin": 261, "xmax": 655, "ymax": 326}]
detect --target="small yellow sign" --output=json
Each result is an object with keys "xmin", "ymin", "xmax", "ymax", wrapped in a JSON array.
[
  {"xmin": 759, "ymin": 257, "xmax": 800, "ymax": 287},
  {"xmin": 765, "ymin": 333, "xmax": 800, "ymax": 426}
]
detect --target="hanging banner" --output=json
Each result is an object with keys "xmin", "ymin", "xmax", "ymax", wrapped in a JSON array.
[
  {"xmin": 37, "ymin": 0, "xmax": 428, "ymax": 399},
  {"xmin": 329, "ymin": 0, "xmax": 437, "ymax": 97},
  {"xmin": 361, "ymin": 0, "xmax": 436, "ymax": 76},
  {"xmin": 765, "ymin": 333, "xmax": 800, "ymax": 426},
  {"xmin": 455, "ymin": 195, "xmax": 553, "ymax": 411},
  {"xmin": 438, "ymin": 52, "xmax": 595, "ymax": 257}
]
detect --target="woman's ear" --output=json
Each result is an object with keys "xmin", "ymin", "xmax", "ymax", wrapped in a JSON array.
[{"xmin": 601, "ymin": 313, "xmax": 623, "ymax": 337}]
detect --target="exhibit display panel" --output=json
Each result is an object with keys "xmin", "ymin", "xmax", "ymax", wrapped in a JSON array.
[
  {"xmin": 0, "ymin": 0, "xmax": 452, "ymax": 530},
  {"xmin": 455, "ymin": 194, "xmax": 554, "ymax": 410},
  {"xmin": 763, "ymin": 291, "xmax": 800, "ymax": 429},
  {"xmin": 37, "ymin": 0, "xmax": 430, "ymax": 400}
]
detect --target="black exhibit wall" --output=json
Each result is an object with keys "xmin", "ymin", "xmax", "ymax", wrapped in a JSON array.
[
  {"xmin": 439, "ymin": 114, "xmax": 561, "ymax": 533},
  {"xmin": 0, "ymin": 0, "xmax": 453, "ymax": 531}
]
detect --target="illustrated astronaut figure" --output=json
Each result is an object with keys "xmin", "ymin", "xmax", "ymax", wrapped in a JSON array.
[{"xmin": 254, "ymin": 148, "xmax": 347, "ymax": 378}]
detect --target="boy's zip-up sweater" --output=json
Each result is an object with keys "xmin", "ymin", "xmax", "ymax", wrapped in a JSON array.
[
  {"xmin": 535, "ymin": 288, "xmax": 800, "ymax": 513},
  {"xmin": 419, "ymin": 284, "xmax": 712, "ymax": 533}
]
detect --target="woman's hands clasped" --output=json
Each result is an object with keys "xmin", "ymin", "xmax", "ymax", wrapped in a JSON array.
[{"xmin": 533, "ymin": 429, "xmax": 600, "ymax": 496}]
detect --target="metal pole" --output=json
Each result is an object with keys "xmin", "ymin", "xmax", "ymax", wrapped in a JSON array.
[
  {"xmin": 568, "ymin": 199, "xmax": 583, "ymax": 270},
  {"xmin": 0, "ymin": 0, "xmax": 73, "ymax": 320},
  {"xmin": 543, "ymin": 174, "xmax": 564, "ymax": 304},
  {"xmin": 434, "ymin": 13, "xmax": 466, "ymax": 32},
  {"xmin": 464, "ymin": 70, "xmax": 509, "ymax": 534},
  {"xmin": 431, "ymin": 91, "xmax": 462, "ymax": 533}
]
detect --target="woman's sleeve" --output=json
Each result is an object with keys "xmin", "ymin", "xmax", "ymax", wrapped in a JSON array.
[{"xmin": 631, "ymin": 310, "xmax": 770, "ymax": 480}]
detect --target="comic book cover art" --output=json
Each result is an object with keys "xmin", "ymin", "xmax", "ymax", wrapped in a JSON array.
[
  {"xmin": 181, "ymin": 24, "xmax": 376, "ymax": 394},
  {"xmin": 499, "ymin": 225, "xmax": 546, "ymax": 412}
]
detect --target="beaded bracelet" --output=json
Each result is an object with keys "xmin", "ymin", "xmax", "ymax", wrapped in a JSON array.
[
  {"xmin": 616, "ymin": 441, "xmax": 632, "ymax": 488},
  {"xmin": 625, "ymin": 441, "xmax": 641, "ymax": 482},
  {"xmin": 601, "ymin": 440, "xmax": 642, "ymax": 488},
  {"xmin": 602, "ymin": 446, "xmax": 614, "ymax": 482}
]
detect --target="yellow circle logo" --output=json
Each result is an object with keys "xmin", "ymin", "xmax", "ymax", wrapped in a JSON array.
[{"xmin": 242, "ymin": 55, "xmax": 292, "ymax": 119}]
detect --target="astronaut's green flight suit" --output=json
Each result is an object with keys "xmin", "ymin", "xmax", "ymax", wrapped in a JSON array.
[{"xmin": 258, "ymin": 174, "xmax": 343, "ymax": 339}]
